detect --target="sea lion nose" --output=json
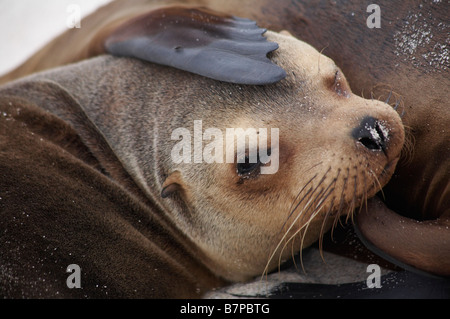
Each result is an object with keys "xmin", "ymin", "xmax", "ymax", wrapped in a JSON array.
[{"xmin": 352, "ymin": 116, "xmax": 388, "ymax": 155}]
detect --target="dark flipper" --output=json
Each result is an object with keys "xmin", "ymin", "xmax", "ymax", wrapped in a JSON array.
[{"xmin": 105, "ymin": 6, "xmax": 286, "ymax": 85}]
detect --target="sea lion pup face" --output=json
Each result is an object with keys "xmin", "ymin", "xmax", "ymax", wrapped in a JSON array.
[
  {"xmin": 158, "ymin": 31, "xmax": 405, "ymax": 281},
  {"xmin": 156, "ymin": 39, "xmax": 406, "ymax": 280},
  {"xmin": 103, "ymin": 7, "xmax": 404, "ymax": 281}
]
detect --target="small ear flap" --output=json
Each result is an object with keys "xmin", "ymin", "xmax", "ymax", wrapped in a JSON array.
[
  {"xmin": 104, "ymin": 6, "xmax": 286, "ymax": 85},
  {"xmin": 161, "ymin": 171, "xmax": 183, "ymax": 198}
]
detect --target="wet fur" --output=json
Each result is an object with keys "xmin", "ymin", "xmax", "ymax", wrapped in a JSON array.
[
  {"xmin": 0, "ymin": 29, "xmax": 405, "ymax": 296},
  {"xmin": 2, "ymin": 0, "xmax": 447, "ymax": 292}
]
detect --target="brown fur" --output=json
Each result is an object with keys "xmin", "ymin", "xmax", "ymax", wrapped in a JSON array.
[
  {"xmin": 0, "ymin": 85, "xmax": 225, "ymax": 298},
  {"xmin": 1, "ymin": 0, "xmax": 447, "ymax": 291},
  {"xmin": 0, "ymin": 28, "xmax": 404, "ymax": 297},
  {"xmin": 19, "ymin": 0, "xmax": 445, "ymax": 277},
  {"xmin": 1, "ymin": 0, "xmax": 447, "ymax": 216}
]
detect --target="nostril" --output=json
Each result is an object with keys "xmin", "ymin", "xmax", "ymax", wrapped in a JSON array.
[
  {"xmin": 358, "ymin": 136, "xmax": 381, "ymax": 150},
  {"xmin": 352, "ymin": 116, "xmax": 389, "ymax": 154}
]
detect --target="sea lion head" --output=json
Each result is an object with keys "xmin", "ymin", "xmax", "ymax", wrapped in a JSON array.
[
  {"xmin": 153, "ymin": 30, "xmax": 405, "ymax": 280},
  {"xmin": 14, "ymin": 7, "xmax": 404, "ymax": 283}
]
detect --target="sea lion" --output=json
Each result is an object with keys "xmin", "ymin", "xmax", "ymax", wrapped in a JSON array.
[
  {"xmin": 4, "ymin": 0, "xmax": 446, "ymax": 278},
  {"xmin": 0, "ymin": 1, "xmax": 447, "ymax": 277},
  {"xmin": 0, "ymin": 7, "xmax": 404, "ymax": 297}
]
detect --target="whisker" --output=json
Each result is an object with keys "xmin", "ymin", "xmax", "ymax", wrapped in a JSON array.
[
  {"xmin": 317, "ymin": 169, "xmax": 342, "ymax": 256},
  {"xmin": 299, "ymin": 180, "xmax": 336, "ymax": 270},
  {"xmin": 286, "ymin": 175, "xmax": 337, "ymax": 273},
  {"xmin": 318, "ymin": 197, "xmax": 335, "ymax": 262},
  {"xmin": 329, "ymin": 166, "xmax": 350, "ymax": 240},
  {"xmin": 264, "ymin": 168, "xmax": 333, "ymax": 279},
  {"xmin": 268, "ymin": 194, "xmax": 317, "ymax": 278},
  {"xmin": 369, "ymin": 168, "xmax": 385, "ymax": 201},
  {"xmin": 385, "ymin": 89, "xmax": 393, "ymax": 104},
  {"xmin": 331, "ymin": 205, "xmax": 343, "ymax": 239},
  {"xmin": 283, "ymin": 167, "xmax": 332, "ymax": 230},
  {"xmin": 282, "ymin": 174, "xmax": 317, "ymax": 230},
  {"xmin": 337, "ymin": 169, "xmax": 348, "ymax": 208},
  {"xmin": 281, "ymin": 163, "xmax": 323, "ymax": 232},
  {"xmin": 357, "ymin": 170, "xmax": 369, "ymax": 223},
  {"xmin": 393, "ymin": 96, "xmax": 401, "ymax": 110},
  {"xmin": 287, "ymin": 199, "xmax": 328, "ymax": 274},
  {"xmin": 393, "ymin": 96, "xmax": 406, "ymax": 118},
  {"xmin": 345, "ymin": 174, "xmax": 358, "ymax": 224},
  {"xmin": 264, "ymin": 190, "xmax": 317, "ymax": 278},
  {"xmin": 290, "ymin": 236, "xmax": 298, "ymax": 271},
  {"xmin": 317, "ymin": 46, "xmax": 328, "ymax": 75},
  {"xmin": 352, "ymin": 169, "xmax": 367, "ymax": 225}
]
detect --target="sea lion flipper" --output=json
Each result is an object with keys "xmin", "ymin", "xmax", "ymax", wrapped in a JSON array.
[
  {"xmin": 104, "ymin": 6, "xmax": 286, "ymax": 85},
  {"xmin": 355, "ymin": 197, "xmax": 450, "ymax": 278}
]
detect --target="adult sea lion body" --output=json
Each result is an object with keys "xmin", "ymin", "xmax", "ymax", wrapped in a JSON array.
[
  {"xmin": 4, "ymin": 0, "xmax": 445, "ymax": 277},
  {"xmin": 0, "ymin": 8, "xmax": 405, "ymax": 297}
]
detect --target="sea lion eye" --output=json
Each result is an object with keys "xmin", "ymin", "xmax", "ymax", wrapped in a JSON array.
[
  {"xmin": 236, "ymin": 156, "xmax": 261, "ymax": 176},
  {"xmin": 236, "ymin": 149, "xmax": 271, "ymax": 177},
  {"xmin": 330, "ymin": 69, "xmax": 350, "ymax": 98}
]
